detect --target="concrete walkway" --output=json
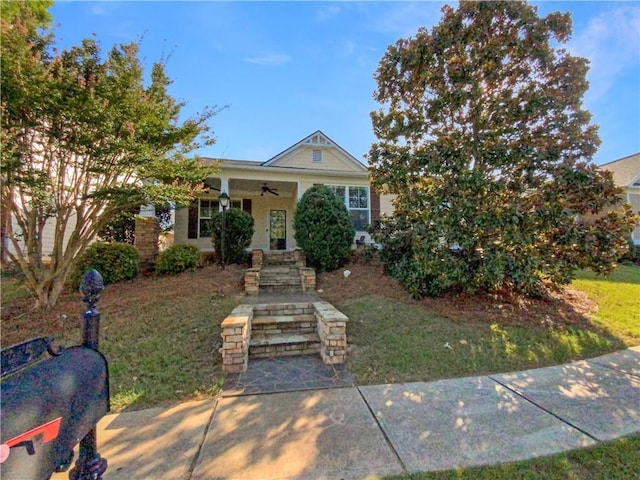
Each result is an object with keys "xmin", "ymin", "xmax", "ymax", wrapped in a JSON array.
[{"xmin": 52, "ymin": 347, "xmax": 640, "ymax": 480}]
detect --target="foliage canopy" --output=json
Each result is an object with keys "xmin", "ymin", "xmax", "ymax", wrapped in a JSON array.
[
  {"xmin": 1, "ymin": 2, "xmax": 219, "ymax": 308},
  {"xmin": 210, "ymin": 208, "xmax": 255, "ymax": 265},
  {"xmin": 155, "ymin": 244, "xmax": 201, "ymax": 275},
  {"xmin": 368, "ymin": 1, "xmax": 638, "ymax": 297},
  {"xmin": 67, "ymin": 242, "xmax": 139, "ymax": 290},
  {"xmin": 294, "ymin": 185, "xmax": 355, "ymax": 272}
]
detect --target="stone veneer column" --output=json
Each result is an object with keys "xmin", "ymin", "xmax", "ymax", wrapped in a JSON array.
[
  {"xmin": 134, "ymin": 216, "xmax": 160, "ymax": 271},
  {"xmin": 293, "ymin": 249, "xmax": 306, "ymax": 267},
  {"xmin": 244, "ymin": 269, "xmax": 260, "ymax": 295},
  {"xmin": 299, "ymin": 268, "xmax": 316, "ymax": 292},
  {"xmin": 251, "ymin": 249, "xmax": 264, "ymax": 269},
  {"xmin": 314, "ymin": 301, "xmax": 348, "ymax": 365},
  {"xmin": 220, "ymin": 305, "xmax": 253, "ymax": 373}
]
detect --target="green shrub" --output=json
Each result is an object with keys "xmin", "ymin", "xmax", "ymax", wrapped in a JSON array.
[
  {"xmin": 294, "ymin": 185, "xmax": 355, "ymax": 272},
  {"xmin": 69, "ymin": 242, "xmax": 138, "ymax": 289},
  {"xmin": 155, "ymin": 244, "xmax": 200, "ymax": 275},
  {"xmin": 210, "ymin": 208, "xmax": 254, "ymax": 265},
  {"xmin": 371, "ymin": 211, "xmax": 548, "ymax": 298}
]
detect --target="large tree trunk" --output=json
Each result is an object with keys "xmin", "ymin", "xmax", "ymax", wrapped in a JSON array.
[{"xmin": 33, "ymin": 274, "xmax": 67, "ymax": 310}]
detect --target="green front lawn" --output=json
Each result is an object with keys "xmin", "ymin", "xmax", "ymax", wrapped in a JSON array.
[
  {"xmin": 383, "ymin": 434, "xmax": 640, "ymax": 480},
  {"xmin": 340, "ymin": 265, "xmax": 638, "ymax": 386},
  {"xmin": 572, "ymin": 266, "xmax": 640, "ymax": 345},
  {"xmin": 2, "ymin": 264, "xmax": 637, "ymax": 412},
  {"xmin": 342, "ymin": 294, "xmax": 625, "ymax": 385}
]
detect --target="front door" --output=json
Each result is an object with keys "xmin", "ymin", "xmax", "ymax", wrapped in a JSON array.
[{"xmin": 269, "ymin": 210, "xmax": 286, "ymax": 250}]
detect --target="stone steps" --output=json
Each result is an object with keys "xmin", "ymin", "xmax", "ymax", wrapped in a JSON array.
[
  {"xmin": 249, "ymin": 332, "xmax": 321, "ymax": 358},
  {"xmin": 252, "ymin": 314, "xmax": 316, "ymax": 335},
  {"xmin": 259, "ymin": 266, "xmax": 302, "ymax": 292},
  {"xmin": 221, "ymin": 300, "xmax": 348, "ymax": 373},
  {"xmin": 262, "ymin": 251, "xmax": 302, "ymax": 267},
  {"xmin": 245, "ymin": 249, "xmax": 316, "ymax": 295},
  {"xmin": 249, "ymin": 305, "xmax": 319, "ymax": 358}
]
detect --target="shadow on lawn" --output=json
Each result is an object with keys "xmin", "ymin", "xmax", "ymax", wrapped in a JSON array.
[{"xmin": 341, "ymin": 294, "xmax": 627, "ymax": 386}]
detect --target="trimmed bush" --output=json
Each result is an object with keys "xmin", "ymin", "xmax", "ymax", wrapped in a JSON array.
[
  {"xmin": 294, "ymin": 185, "xmax": 355, "ymax": 272},
  {"xmin": 68, "ymin": 242, "xmax": 138, "ymax": 289},
  {"xmin": 155, "ymin": 244, "xmax": 200, "ymax": 275},
  {"xmin": 211, "ymin": 208, "xmax": 254, "ymax": 265}
]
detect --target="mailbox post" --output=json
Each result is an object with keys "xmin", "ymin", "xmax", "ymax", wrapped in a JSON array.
[{"xmin": 69, "ymin": 269, "xmax": 108, "ymax": 480}]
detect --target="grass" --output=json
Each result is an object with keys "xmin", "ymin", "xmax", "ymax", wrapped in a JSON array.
[
  {"xmin": 342, "ymin": 295, "xmax": 624, "ymax": 385},
  {"xmin": 382, "ymin": 434, "xmax": 640, "ymax": 480},
  {"xmin": 335, "ymin": 264, "xmax": 638, "ymax": 386},
  {"xmin": 572, "ymin": 266, "xmax": 640, "ymax": 345},
  {"xmin": 0, "ymin": 276, "xmax": 32, "ymax": 303},
  {"xmin": 2, "ymin": 262, "xmax": 638, "ymax": 477},
  {"xmin": 1, "ymin": 265, "xmax": 243, "ymax": 412},
  {"xmin": 95, "ymin": 294, "xmax": 237, "ymax": 411},
  {"xmin": 55, "ymin": 292, "xmax": 240, "ymax": 412},
  {"xmin": 3, "ymin": 260, "xmax": 637, "ymax": 480},
  {"xmin": 2, "ymin": 264, "xmax": 638, "ymax": 412}
]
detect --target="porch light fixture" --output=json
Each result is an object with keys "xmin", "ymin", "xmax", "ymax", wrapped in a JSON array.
[
  {"xmin": 218, "ymin": 192, "xmax": 230, "ymax": 209},
  {"xmin": 218, "ymin": 192, "xmax": 230, "ymax": 269}
]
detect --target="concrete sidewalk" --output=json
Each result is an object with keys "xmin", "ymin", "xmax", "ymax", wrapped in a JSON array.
[{"xmin": 53, "ymin": 347, "xmax": 640, "ymax": 480}]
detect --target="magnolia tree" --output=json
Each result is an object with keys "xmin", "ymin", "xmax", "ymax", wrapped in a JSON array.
[
  {"xmin": 1, "ymin": 3, "xmax": 219, "ymax": 308},
  {"xmin": 368, "ymin": 1, "xmax": 638, "ymax": 297}
]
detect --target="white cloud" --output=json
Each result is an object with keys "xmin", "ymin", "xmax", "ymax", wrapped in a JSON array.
[
  {"xmin": 315, "ymin": 4, "xmax": 342, "ymax": 22},
  {"xmin": 368, "ymin": 2, "xmax": 445, "ymax": 38},
  {"xmin": 88, "ymin": 6, "xmax": 107, "ymax": 16},
  {"xmin": 568, "ymin": 5, "xmax": 640, "ymax": 103},
  {"xmin": 337, "ymin": 40, "xmax": 378, "ymax": 68},
  {"xmin": 243, "ymin": 52, "xmax": 292, "ymax": 66}
]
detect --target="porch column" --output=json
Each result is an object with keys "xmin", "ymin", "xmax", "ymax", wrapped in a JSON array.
[{"xmin": 297, "ymin": 181, "xmax": 303, "ymax": 201}]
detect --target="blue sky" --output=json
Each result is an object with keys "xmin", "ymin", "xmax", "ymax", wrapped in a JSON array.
[{"xmin": 50, "ymin": 1, "xmax": 640, "ymax": 166}]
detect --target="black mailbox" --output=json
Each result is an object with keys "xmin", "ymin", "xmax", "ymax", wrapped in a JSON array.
[{"xmin": 1, "ymin": 337, "xmax": 109, "ymax": 480}]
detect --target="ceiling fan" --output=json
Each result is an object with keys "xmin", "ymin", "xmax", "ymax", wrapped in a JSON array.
[{"xmin": 260, "ymin": 183, "xmax": 279, "ymax": 196}]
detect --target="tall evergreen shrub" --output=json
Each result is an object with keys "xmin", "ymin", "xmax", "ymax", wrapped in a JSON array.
[
  {"xmin": 211, "ymin": 208, "xmax": 254, "ymax": 265},
  {"xmin": 294, "ymin": 185, "xmax": 355, "ymax": 271}
]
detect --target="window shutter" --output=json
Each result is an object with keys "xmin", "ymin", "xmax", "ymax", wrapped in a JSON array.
[
  {"xmin": 242, "ymin": 198, "xmax": 252, "ymax": 215},
  {"xmin": 370, "ymin": 188, "xmax": 381, "ymax": 222},
  {"xmin": 187, "ymin": 200, "xmax": 198, "ymax": 239}
]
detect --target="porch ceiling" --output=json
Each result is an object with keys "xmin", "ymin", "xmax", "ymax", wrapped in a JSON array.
[{"xmin": 204, "ymin": 178, "xmax": 297, "ymax": 198}]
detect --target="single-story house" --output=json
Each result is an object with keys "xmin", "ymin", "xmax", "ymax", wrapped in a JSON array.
[
  {"xmin": 599, "ymin": 152, "xmax": 640, "ymax": 245},
  {"xmin": 174, "ymin": 130, "xmax": 395, "ymax": 252}
]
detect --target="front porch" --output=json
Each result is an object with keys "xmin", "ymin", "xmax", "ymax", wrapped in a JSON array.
[{"xmin": 175, "ymin": 177, "xmax": 302, "ymax": 252}]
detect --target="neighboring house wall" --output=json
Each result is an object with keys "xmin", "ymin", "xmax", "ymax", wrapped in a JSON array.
[
  {"xmin": 599, "ymin": 152, "xmax": 640, "ymax": 245},
  {"xmin": 7, "ymin": 211, "xmax": 78, "ymax": 261},
  {"xmin": 626, "ymin": 188, "xmax": 640, "ymax": 244}
]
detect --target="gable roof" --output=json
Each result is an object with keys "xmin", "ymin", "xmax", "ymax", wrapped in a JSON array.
[
  {"xmin": 599, "ymin": 152, "xmax": 640, "ymax": 188},
  {"xmin": 261, "ymin": 130, "xmax": 367, "ymax": 172}
]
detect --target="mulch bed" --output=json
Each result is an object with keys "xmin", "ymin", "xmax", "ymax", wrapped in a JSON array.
[{"xmin": 317, "ymin": 254, "xmax": 598, "ymax": 330}]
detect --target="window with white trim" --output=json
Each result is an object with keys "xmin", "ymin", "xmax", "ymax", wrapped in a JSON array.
[
  {"xmin": 199, "ymin": 199, "xmax": 219, "ymax": 237},
  {"xmin": 328, "ymin": 185, "xmax": 370, "ymax": 231},
  {"xmin": 312, "ymin": 149, "xmax": 322, "ymax": 163}
]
